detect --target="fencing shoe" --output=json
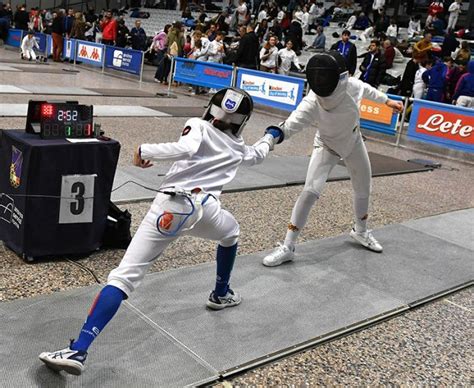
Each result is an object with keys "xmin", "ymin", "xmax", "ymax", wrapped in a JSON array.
[
  {"xmin": 207, "ymin": 289, "xmax": 242, "ymax": 310},
  {"xmin": 262, "ymin": 243, "xmax": 295, "ymax": 267},
  {"xmin": 39, "ymin": 340, "xmax": 87, "ymax": 375},
  {"xmin": 350, "ymin": 228, "xmax": 383, "ymax": 252}
]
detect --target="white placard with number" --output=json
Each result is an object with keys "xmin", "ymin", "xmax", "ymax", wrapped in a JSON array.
[{"xmin": 59, "ymin": 174, "xmax": 96, "ymax": 224}]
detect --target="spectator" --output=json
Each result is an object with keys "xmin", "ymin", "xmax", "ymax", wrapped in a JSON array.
[
  {"xmin": 64, "ymin": 8, "xmax": 74, "ymax": 38},
  {"xmin": 286, "ymin": 19, "xmax": 303, "ymax": 54},
  {"xmin": 300, "ymin": 5, "xmax": 310, "ymax": 34},
  {"xmin": 100, "ymin": 10, "xmax": 117, "ymax": 45},
  {"xmin": 359, "ymin": 24, "xmax": 374, "ymax": 42},
  {"xmin": 371, "ymin": 0, "xmax": 385, "ymax": 23},
  {"xmin": 70, "ymin": 12, "xmax": 86, "ymax": 40},
  {"xmin": 259, "ymin": 35, "xmax": 278, "ymax": 72},
  {"xmin": 154, "ymin": 24, "xmax": 171, "ymax": 83},
  {"xmin": 412, "ymin": 32, "xmax": 432, "ymax": 62},
  {"xmin": 130, "ymin": 20, "xmax": 147, "ymax": 50},
  {"xmin": 344, "ymin": 11, "xmax": 357, "ymax": 30},
  {"xmin": 374, "ymin": 9, "xmax": 389, "ymax": 37},
  {"xmin": 430, "ymin": 13, "xmax": 446, "ymax": 36},
  {"xmin": 234, "ymin": 23, "xmax": 259, "ymax": 69},
  {"xmin": 311, "ymin": 25, "xmax": 326, "ymax": 50},
  {"xmin": 386, "ymin": 18, "xmax": 397, "ymax": 41},
  {"xmin": 14, "ymin": 4, "xmax": 29, "ymax": 30},
  {"xmin": 330, "ymin": 29, "xmax": 357, "ymax": 75},
  {"xmin": 354, "ymin": 11, "xmax": 370, "ymax": 30},
  {"xmin": 407, "ymin": 15, "xmax": 421, "ymax": 39},
  {"xmin": 207, "ymin": 31, "xmax": 225, "ymax": 63},
  {"xmin": 236, "ymin": 0, "xmax": 248, "ymax": 25},
  {"xmin": 454, "ymin": 41, "xmax": 470, "ymax": 64},
  {"xmin": 413, "ymin": 59, "xmax": 428, "ymax": 98},
  {"xmin": 43, "ymin": 9, "xmax": 53, "ymax": 33},
  {"xmin": 441, "ymin": 29, "xmax": 459, "ymax": 58},
  {"xmin": 359, "ymin": 39, "xmax": 386, "ymax": 87},
  {"xmin": 21, "ymin": 30, "xmax": 39, "ymax": 60},
  {"xmin": 207, "ymin": 23, "xmax": 217, "ymax": 42},
  {"xmin": 167, "ymin": 21, "xmax": 185, "ymax": 58},
  {"xmin": 258, "ymin": 6, "xmax": 267, "ymax": 23},
  {"xmin": 115, "ymin": 19, "xmax": 129, "ymax": 47},
  {"xmin": 422, "ymin": 57, "xmax": 448, "ymax": 102},
  {"xmin": 453, "ymin": 60, "xmax": 474, "ymax": 107},
  {"xmin": 383, "ymin": 39, "xmax": 395, "ymax": 68},
  {"xmin": 399, "ymin": 58, "xmax": 420, "ymax": 96},
  {"xmin": 447, "ymin": 60, "xmax": 467, "ymax": 99},
  {"xmin": 277, "ymin": 39, "xmax": 302, "ymax": 75},
  {"xmin": 425, "ymin": 1, "xmax": 444, "ymax": 27},
  {"xmin": 255, "ymin": 18, "xmax": 269, "ymax": 43},
  {"xmin": 29, "ymin": 8, "xmax": 44, "ymax": 32},
  {"xmin": 51, "ymin": 10, "xmax": 64, "ymax": 62},
  {"xmin": 85, "ymin": 7, "xmax": 97, "ymax": 24},
  {"xmin": 447, "ymin": 0, "xmax": 462, "ymax": 31}
]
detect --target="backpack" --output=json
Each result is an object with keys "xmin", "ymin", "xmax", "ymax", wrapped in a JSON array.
[{"xmin": 101, "ymin": 202, "xmax": 132, "ymax": 249}]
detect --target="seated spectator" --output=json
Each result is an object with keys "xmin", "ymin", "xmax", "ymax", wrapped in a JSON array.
[
  {"xmin": 259, "ymin": 35, "xmax": 278, "ymax": 72},
  {"xmin": 453, "ymin": 60, "xmax": 474, "ymax": 107},
  {"xmin": 354, "ymin": 11, "xmax": 370, "ymax": 30},
  {"xmin": 407, "ymin": 15, "xmax": 421, "ymax": 39},
  {"xmin": 454, "ymin": 41, "xmax": 470, "ymax": 64},
  {"xmin": 311, "ymin": 26, "xmax": 326, "ymax": 50},
  {"xmin": 374, "ymin": 10, "xmax": 389, "ymax": 37},
  {"xmin": 430, "ymin": 13, "xmax": 446, "ymax": 36},
  {"xmin": 331, "ymin": 29, "xmax": 357, "ymax": 75},
  {"xmin": 359, "ymin": 39, "xmax": 386, "ymax": 87},
  {"xmin": 383, "ymin": 39, "xmax": 395, "ymax": 69},
  {"xmin": 422, "ymin": 57, "xmax": 448, "ymax": 102},
  {"xmin": 413, "ymin": 59, "xmax": 428, "ymax": 99},
  {"xmin": 343, "ymin": 11, "xmax": 357, "ymax": 30},
  {"xmin": 386, "ymin": 18, "xmax": 397, "ymax": 42}
]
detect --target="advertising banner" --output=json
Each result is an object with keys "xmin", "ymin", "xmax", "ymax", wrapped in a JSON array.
[
  {"xmin": 359, "ymin": 94, "xmax": 403, "ymax": 135},
  {"xmin": 104, "ymin": 46, "xmax": 143, "ymax": 75},
  {"xmin": 173, "ymin": 57, "xmax": 233, "ymax": 89},
  {"xmin": 236, "ymin": 69, "xmax": 304, "ymax": 111},
  {"xmin": 5, "ymin": 29, "xmax": 23, "ymax": 47},
  {"xmin": 62, "ymin": 39, "xmax": 76, "ymax": 59},
  {"xmin": 75, "ymin": 40, "xmax": 104, "ymax": 67},
  {"xmin": 407, "ymin": 99, "xmax": 474, "ymax": 153},
  {"xmin": 34, "ymin": 32, "xmax": 47, "ymax": 53},
  {"xmin": 47, "ymin": 35, "xmax": 53, "ymax": 55}
]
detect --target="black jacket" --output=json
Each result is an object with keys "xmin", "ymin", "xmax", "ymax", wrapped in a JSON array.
[
  {"xmin": 330, "ymin": 40, "xmax": 357, "ymax": 75},
  {"xmin": 359, "ymin": 51, "xmax": 386, "ymax": 87},
  {"xmin": 14, "ymin": 10, "xmax": 29, "ymax": 30},
  {"xmin": 235, "ymin": 31, "xmax": 259, "ymax": 69},
  {"xmin": 52, "ymin": 16, "xmax": 64, "ymax": 34}
]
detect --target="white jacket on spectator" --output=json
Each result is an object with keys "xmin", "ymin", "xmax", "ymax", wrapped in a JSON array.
[
  {"xmin": 301, "ymin": 11, "xmax": 310, "ymax": 32},
  {"xmin": 447, "ymin": 1, "xmax": 461, "ymax": 30},
  {"xmin": 394, "ymin": 46, "xmax": 404, "ymax": 63},
  {"xmin": 408, "ymin": 19, "xmax": 421, "ymax": 38},
  {"xmin": 413, "ymin": 65, "xmax": 427, "ymax": 99},
  {"xmin": 346, "ymin": 15, "xmax": 357, "ymax": 30},
  {"xmin": 259, "ymin": 46, "xmax": 278, "ymax": 68},
  {"xmin": 278, "ymin": 47, "xmax": 300, "ymax": 75},
  {"xmin": 207, "ymin": 40, "xmax": 225, "ymax": 63},
  {"xmin": 372, "ymin": 0, "xmax": 385, "ymax": 11},
  {"xmin": 258, "ymin": 9, "xmax": 267, "ymax": 22},
  {"xmin": 21, "ymin": 35, "xmax": 39, "ymax": 60},
  {"xmin": 386, "ymin": 24, "xmax": 397, "ymax": 38}
]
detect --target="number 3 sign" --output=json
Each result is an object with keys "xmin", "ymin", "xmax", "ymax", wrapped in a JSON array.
[{"xmin": 59, "ymin": 175, "xmax": 96, "ymax": 224}]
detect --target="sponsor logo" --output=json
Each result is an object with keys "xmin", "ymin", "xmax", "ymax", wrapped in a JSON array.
[
  {"xmin": 0, "ymin": 194, "xmax": 23, "ymax": 229},
  {"xmin": 269, "ymin": 85, "xmax": 295, "ymax": 100},
  {"xmin": 203, "ymin": 68, "xmax": 231, "ymax": 79},
  {"xmin": 10, "ymin": 146, "xmax": 22, "ymax": 188},
  {"xmin": 415, "ymin": 108, "xmax": 473, "ymax": 144},
  {"xmin": 241, "ymin": 80, "xmax": 266, "ymax": 93},
  {"xmin": 360, "ymin": 98, "xmax": 393, "ymax": 125},
  {"xmin": 78, "ymin": 44, "xmax": 102, "ymax": 62},
  {"xmin": 159, "ymin": 212, "xmax": 174, "ymax": 230},
  {"xmin": 113, "ymin": 50, "xmax": 123, "ymax": 67},
  {"xmin": 224, "ymin": 99, "xmax": 236, "ymax": 110},
  {"xmin": 222, "ymin": 89, "xmax": 244, "ymax": 113}
]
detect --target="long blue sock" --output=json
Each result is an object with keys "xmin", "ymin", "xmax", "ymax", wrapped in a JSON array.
[
  {"xmin": 70, "ymin": 285, "xmax": 126, "ymax": 352},
  {"xmin": 215, "ymin": 243, "xmax": 238, "ymax": 297}
]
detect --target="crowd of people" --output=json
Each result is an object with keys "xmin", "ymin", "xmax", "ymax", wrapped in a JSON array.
[{"xmin": 0, "ymin": 0, "xmax": 472, "ymax": 106}]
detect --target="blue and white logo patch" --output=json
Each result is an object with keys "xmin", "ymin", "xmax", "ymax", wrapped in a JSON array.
[{"xmin": 221, "ymin": 89, "xmax": 244, "ymax": 113}]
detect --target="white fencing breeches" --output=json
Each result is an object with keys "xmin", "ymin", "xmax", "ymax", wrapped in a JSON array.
[
  {"xmin": 22, "ymin": 48, "xmax": 36, "ymax": 60},
  {"xmin": 107, "ymin": 193, "xmax": 239, "ymax": 296}
]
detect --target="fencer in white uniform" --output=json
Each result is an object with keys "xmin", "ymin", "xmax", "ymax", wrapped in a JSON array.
[
  {"xmin": 38, "ymin": 88, "xmax": 283, "ymax": 376},
  {"xmin": 21, "ymin": 31, "xmax": 39, "ymax": 61},
  {"xmin": 263, "ymin": 51, "xmax": 403, "ymax": 267}
]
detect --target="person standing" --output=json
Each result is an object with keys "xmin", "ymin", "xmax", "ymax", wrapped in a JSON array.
[
  {"xmin": 447, "ymin": 0, "xmax": 462, "ymax": 31},
  {"xmin": 234, "ymin": 23, "xmax": 259, "ymax": 69},
  {"xmin": 330, "ymin": 29, "xmax": 357, "ymax": 75},
  {"xmin": 259, "ymin": 35, "xmax": 278, "ymax": 72},
  {"xmin": 130, "ymin": 19, "xmax": 147, "ymax": 50},
  {"xmin": 262, "ymin": 51, "xmax": 403, "ymax": 267},
  {"xmin": 100, "ymin": 10, "xmax": 117, "ymax": 45},
  {"xmin": 51, "ymin": 10, "xmax": 64, "ymax": 62},
  {"xmin": 278, "ymin": 40, "xmax": 302, "ymax": 75},
  {"xmin": 70, "ymin": 12, "xmax": 86, "ymax": 40},
  {"xmin": 453, "ymin": 60, "xmax": 474, "ymax": 107},
  {"xmin": 64, "ymin": 8, "xmax": 74, "ymax": 38}
]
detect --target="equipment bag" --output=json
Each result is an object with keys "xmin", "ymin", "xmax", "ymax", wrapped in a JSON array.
[{"xmin": 101, "ymin": 202, "xmax": 132, "ymax": 249}]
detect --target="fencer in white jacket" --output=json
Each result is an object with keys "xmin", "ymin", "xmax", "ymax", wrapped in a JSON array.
[
  {"xmin": 263, "ymin": 51, "xmax": 403, "ymax": 267},
  {"xmin": 38, "ymin": 88, "xmax": 283, "ymax": 376},
  {"xmin": 21, "ymin": 31, "xmax": 39, "ymax": 61}
]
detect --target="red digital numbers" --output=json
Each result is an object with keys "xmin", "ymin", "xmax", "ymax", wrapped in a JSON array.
[
  {"xmin": 85, "ymin": 123, "xmax": 92, "ymax": 136},
  {"xmin": 41, "ymin": 104, "xmax": 54, "ymax": 117}
]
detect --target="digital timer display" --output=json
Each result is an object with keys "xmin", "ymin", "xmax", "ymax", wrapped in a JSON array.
[{"xmin": 38, "ymin": 103, "xmax": 94, "ymax": 139}]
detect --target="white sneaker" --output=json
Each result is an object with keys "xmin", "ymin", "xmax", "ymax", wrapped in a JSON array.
[
  {"xmin": 262, "ymin": 243, "xmax": 295, "ymax": 267},
  {"xmin": 39, "ymin": 341, "xmax": 87, "ymax": 375},
  {"xmin": 206, "ymin": 289, "xmax": 242, "ymax": 310},
  {"xmin": 350, "ymin": 228, "xmax": 383, "ymax": 252}
]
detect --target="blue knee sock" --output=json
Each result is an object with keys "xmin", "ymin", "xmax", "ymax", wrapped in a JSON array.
[
  {"xmin": 214, "ymin": 243, "xmax": 238, "ymax": 297},
  {"xmin": 70, "ymin": 285, "xmax": 126, "ymax": 352}
]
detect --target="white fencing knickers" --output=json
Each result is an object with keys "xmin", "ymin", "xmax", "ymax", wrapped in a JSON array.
[
  {"xmin": 107, "ymin": 192, "xmax": 240, "ymax": 297},
  {"xmin": 285, "ymin": 133, "xmax": 372, "ymax": 247},
  {"xmin": 22, "ymin": 48, "xmax": 37, "ymax": 60}
]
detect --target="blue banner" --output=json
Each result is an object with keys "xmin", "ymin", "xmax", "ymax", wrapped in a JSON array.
[
  {"xmin": 236, "ymin": 68, "xmax": 304, "ymax": 111},
  {"xmin": 104, "ymin": 46, "xmax": 143, "ymax": 75},
  {"xmin": 359, "ymin": 93, "xmax": 403, "ymax": 136},
  {"xmin": 407, "ymin": 99, "xmax": 474, "ymax": 153},
  {"xmin": 74, "ymin": 40, "xmax": 104, "ymax": 67},
  {"xmin": 47, "ymin": 35, "xmax": 53, "ymax": 55},
  {"xmin": 5, "ymin": 29, "xmax": 23, "ymax": 47},
  {"xmin": 62, "ymin": 39, "xmax": 76, "ymax": 59},
  {"xmin": 34, "ymin": 32, "xmax": 47, "ymax": 52},
  {"xmin": 174, "ymin": 58, "xmax": 233, "ymax": 89}
]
